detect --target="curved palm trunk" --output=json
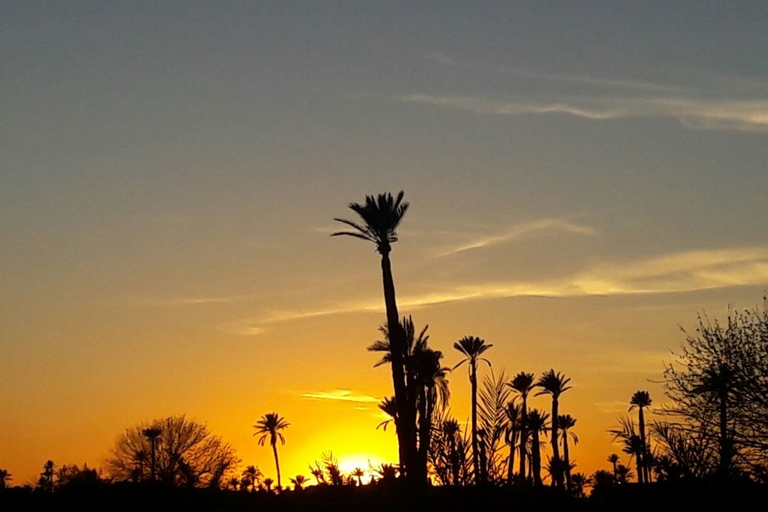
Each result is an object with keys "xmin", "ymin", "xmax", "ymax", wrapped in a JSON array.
[
  {"xmin": 518, "ymin": 397, "xmax": 528, "ymax": 482},
  {"xmin": 380, "ymin": 253, "xmax": 416, "ymax": 479},
  {"xmin": 470, "ymin": 361, "xmax": 481, "ymax": 484},
  {"xmin": 272, "ymin": 442, "xmax": 281, "ymax": 492},
  {"xmin": 550, "ymin": 398, "xmax": 561, "ymax": 488},
  {"xmin": 531, "ymin": 431, "xmax": 542, "ymax": 487}
]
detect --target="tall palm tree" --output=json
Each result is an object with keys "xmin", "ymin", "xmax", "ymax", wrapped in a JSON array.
[
  {"xmin": 141, "ymin": 427, "xmax": 162, "ymax": 482},
  {"xmin": 413, "ymin": 347, "xmax": 450, "ymax": 483},
  {"xmin": 333, "ymin": 191, "xmax": 415, "ymax": 477},
  {"xmin": 509, "ymin": 372, "xmax": 535, "ymax": 482},
  {"xmin": 504, "ymin": 401, "xmax": 521, "ymax": 485},
  {"xmin": 629, "ymin": 390, "xmax": 652, "ymax": 483},
  {"xmin": 693, "ymin": 363, "xmax": 736, "ymax": 479},
  {"xmin": 557, "ymin": 414, "xmax": 578, "ymax": 492},
  {"xmin": 607, "ymin": 453, "xmax": 620, "ymax": 483},
  {"xmin": 453, "ymin": 335, "xmax": 493, "ymax": 484},
  {"xmin": 535, "ymin": 369, "xmax": 571, "ymax": 488},
  {"xmin": 527, "ymin": 409, "xmax": 549, "ymax": 487},
  {"xmin": 253, "ymin": 413, "xmax": 290, "ymax": 492}
]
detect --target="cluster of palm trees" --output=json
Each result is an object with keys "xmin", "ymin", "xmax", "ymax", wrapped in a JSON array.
[{"xmin": 334, "ymin": 192, "xmax": 581, "ymax": 488}]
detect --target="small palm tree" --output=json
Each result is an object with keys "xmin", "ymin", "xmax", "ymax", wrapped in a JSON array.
[
  {"xmin": 629, "ymin": 390, "xmax": 652, "ymax": 483},
  {"xmin": 453, "ymin": 336, "xmax": 493, "ymax": 484},
  {"xmin": 141, "ymin": 427, "xmax": 162, "ymax": 481},
  {"xmin": 253, "ymin": 413, "xmax": 290, "ymax": 492},
  {"xmin": 334, "ymin": 192, "xmax": 415, "ymax": 477},
  {"xmin": 351, "ymin": 467, "xmax": 365, "ymax": 486},
  {"xmin": 508, "ymin": 372, "xmax": 535, "ymax": 482},
  {"xmin": 263, "ymin": 477, "xmax": 274, "ymax": 493},
  {"xmin": 242, "ymin": 465, "xmax": 262, "ymax": 492},
  {"xmin": 535, "ymin": 370, "xmax": 571, "ymax": 488},
  {"xmin": 290, "ymin": 474, "xmax": 307, "ymax": 490},
  {"xmin": 693, "ymin": 363, "xmax": 736, "ymax": 478},
  {"xmin": 0, "ymin": 469, "xmax": 12, "ymax": 489},
  {"xmin": 504, "ymin": 401, "xmax": 521, "ymax": 485},
  {"xmin": 570, "ymin": 472, "xmax": 587, "ymax": 497},
  {"xmin": 609, "ymin": 418, "xmax": 644, "ymax": 484},
  {"xmin": 607, "ymin": 453, "xmax": 620, "ymax": 483},
  {"xmin": 558, "ymin": 414, "xmax": 578, "ymax": 491},
  {"xmin": 527, "ymin": 409, "xmax": 549, "ymax": 487}
]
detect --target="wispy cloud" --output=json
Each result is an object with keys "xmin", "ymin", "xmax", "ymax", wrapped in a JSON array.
[
  {"xmin": 129, "ymin": 295, "xmax": 246, "ymax": 307},
  {"xmin": 429, "ymin": 53, "xmax": 696, "ymax": 94},
  {"xmin": 300, "ymin": 389, "xmax": 381, "ymax": 404},
  {"xmin": 400, "ymin": 94, "xmax": 768, "ymax": 132},
  {"xmin": 231, "ymin": 246, "xmax": 768, "ymax": 331},
  {"xmin": 436, "ymin": 218, "xmax": 597, "ymax": 257}
]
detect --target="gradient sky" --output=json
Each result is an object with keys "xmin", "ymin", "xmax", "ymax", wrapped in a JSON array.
[{"xmin": 2, "ymin": 1, "xmax": 768, "ymax": 485}]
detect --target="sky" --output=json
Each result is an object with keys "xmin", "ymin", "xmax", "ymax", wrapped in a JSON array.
[{"xmin": 2, "ymin": 1, "xmax": 768, "ymax": 486}]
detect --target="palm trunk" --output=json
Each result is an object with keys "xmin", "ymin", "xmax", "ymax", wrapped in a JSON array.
[
  {"xmin": 470, "ymin": 361, "xmax": 480, "ymax": 484},
  {"xmin": 638, "ymin": 407, "xmax": 649, "ymax": 484},
  {"xmin": 272, "ymin": 442, "xmax": 281, "ymax": 492},
  {"xmin": 563, "ymin": 435, "xmax": 571, "ymax": 492},
  {"xmin": 518, "ymin": 397, "xmax": 528, "ymax": 482},
  {"xmin": 551, "ymin": 398, "xmax": 561, "ymax": 488},
  {"xmin": 507, "ymin": 431, "xmax": 516, "ymax": 484},
  {"xmin": 416, "ymin": 386, "xmax": 430, "ymax": 484},
  {"xmin": 150, "ymin": 440, "xmax": 157, "ymax": 482},
  {"xmin": 380, "ymin": 253, "xmax": 416, "ymax": 479},
  {"xmin": 532, "ymin": 431, "xmax": 542, "ymax": 487}
]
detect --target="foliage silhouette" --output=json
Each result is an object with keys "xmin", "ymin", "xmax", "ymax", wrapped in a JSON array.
[
  {"xmin": 453, "ymin": 336, "xmax": 493, "ymax": 484},
  {"xmin": 108, "ymin": 416, "xmax": 238, "ymax": 488},
  {"xmin": 629, "ymin": 390, "xmax": 652, "ymax": 483},
  {"xmin": 253, "ymin": 412, "xmax": 289, "ymax": 492},
  {"xmin": 334, "ymin": 191, "xmax": 416, "ymax": 480},
  {"xmin": 535, "ymin": 370, "xmax": 571, "ymax": 488},
  {"xmin": 508, "ymin": 371, "xmax": 536, "ymax": 482}
]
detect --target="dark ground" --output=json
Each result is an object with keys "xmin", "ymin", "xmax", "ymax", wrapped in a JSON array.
[{"xmin": 2, "ymin": 480, "xmax": 766, "ymax": 512}]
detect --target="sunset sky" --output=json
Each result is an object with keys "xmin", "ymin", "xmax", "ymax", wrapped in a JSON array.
[{"xmin": 3, "ymin": 1, "xmax": 768, "ymax": 485}]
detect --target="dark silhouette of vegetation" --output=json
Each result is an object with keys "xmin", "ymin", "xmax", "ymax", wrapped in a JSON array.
[
  {"xmin": 662, "ymin": 301, "xmax": 768, "ymax": 479},
  {"xmin": 629, "ymin": 390, "xmax": 652, "ymax": 483},
  {"xmin": 333, "ymin": 191, "xmax": 417, "ymax": 481},
  {"xmin": 535, "ymin": 369, "xmax": 571, "ymax": 488},
  {"xmin": 509, "ymin": 371, "xmax": 536, "ymax": 482},
  {"xmin": 526, "ymin": 408, "xmax": 549, "ymax": 487},
  {"xmin": 254, "ymin": 413, "xmax": 289, "ymax": 492},
  {"xmin": 107, "ymin": 415, "xmax": 238, "ymax": 488},
  {"xmin": 453, "ymin": 336, "xmax": 493, "ymax": 484}
]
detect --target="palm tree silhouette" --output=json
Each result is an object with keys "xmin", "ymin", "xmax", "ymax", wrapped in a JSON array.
[
  {"xmin": 253, "ymin": 412, "xmax": 289, "ymax": 492},
  {"xmin": 0, "ymin": 469, "xmax": 12, "ymax": 489},
  {"xmin": 693, "ymin": 363, "xmax": 736, "ymax": 479},
  {"xmin": 527, "ymin": 409, "xmax": 549, "ymax": 487},
  {"xmin": 509, "ymin": 372, "xmax": 535, "ymax": 482},
  {"xmin": 504, "ymin": 401, "xmax": 521, "ymax": 485},
  {"xmin": 453, "ymin": 335, "xmax": 493, "ymax": 484},
  {"xmin": 351, "ymin": 467, "xmax": 365, "ymax": 486},
  {"xmin": 535, "ymin": 369, "xmax": 571, "ymax": 488},
  {"xmin": 290, "ymin": 474, "xmax": 307, "ymax": 490},
  {"xmin": 333, "ymin": 191, "xmax": 415, "ymax": 477},
  {"xmin": 607, "ymin": 453, "xmax": 620, "ymax": 483},
  {"xmin": 414, "ymin": 347, "xmax": 450, "ymax": 482},
  {"xmin": 242, "ymin": 465, "xmax": 262, "ymax": 492},
  {"xmin": 609, "ymin": 418, "xmax": 644, "ymax": 484},
  {"xmin": 629, "ymin": 390, "xmax": 652, "ymax": 483},
  {"xmin": 263, "ymin": 477, "xmax": 274, "ymax": 493},
  {"xmin": 377, "ymin": 396, "xmax": 398, "ymax": 431},
  {"xmin": 558, "ymin": 414, "xmax": 578, "ymax": 491},
  {"xmin": 141, "ymin": 427, "xmax": 162, "ymax": 482}
]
